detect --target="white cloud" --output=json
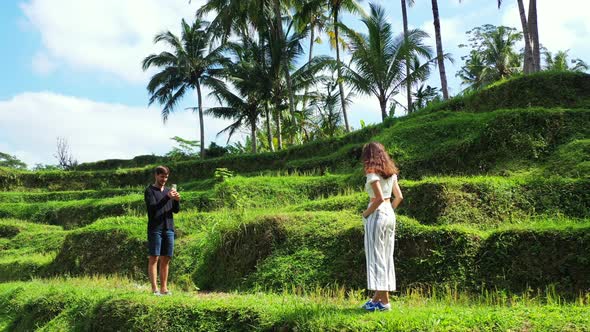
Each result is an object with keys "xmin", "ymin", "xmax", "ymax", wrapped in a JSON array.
[
  {"xmin": 0, "ymin": 92, "xmax": 235, "ymax": 167},
  {"xmin": 20, "ymin": 0, "xmax": 207, "ymax": 83}
]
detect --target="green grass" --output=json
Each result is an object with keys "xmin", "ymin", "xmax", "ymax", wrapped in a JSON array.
[{"xmin": 0, "ymin": 278, "xmax": 588, "ymax": 331}]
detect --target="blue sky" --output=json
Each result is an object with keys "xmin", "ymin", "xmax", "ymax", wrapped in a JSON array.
[{"xmin": 1, "ymin": 0, "xmax": 588, "ymax": 167}]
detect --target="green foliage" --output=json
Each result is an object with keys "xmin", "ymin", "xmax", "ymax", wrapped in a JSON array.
[
  {"xmin": 48, "ymin": 217, "xmax": 146, "ymax": 277},
  {"xmin": 0, "ymin": 152, "xmax": 27, "ymax": 170},
  {"xmin": 424, "ymin": 71, "xmax": 590, "ymax": 113},
  {"xmin": 205, "ymin": 142, "xmax": 228, "ymax": 159},
  {"xmin": 0, "ymin": 188, "xmax": 141, "ymax": 203},
  {"xmin": 544, "ymin": 139, "xmax": 590, "ymax": 178},
  {"xmin": 477, "ymin": 226, "xmax": 590, "ymax": 294},
  {"xmin": 544, "ymin": 49, "xmax": 589, "ymax": 73},
  {"xmin": 76, "ymin": 155, "xmax": 166, "ymax": 171},
  {"xmin": 0, "ymin": 219, "xmax": 65, "ymax": 281},
  {"xmin": 0, "ymin": 194, "xmax": 145, "ymax": 229},
  {"xmin": 213, "ymin": 167, "xmax": 234, "ymax": 182},
  {"xmin": 457, "ymin": 25, "xmax": 522, "ymax": 91},
  {"xmin": 166, "ymin": 136, "xmax": 201, "ymax": 161}
]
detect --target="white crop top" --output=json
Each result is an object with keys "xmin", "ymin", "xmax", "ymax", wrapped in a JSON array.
[{"xmin": 365, "ymin": 173, "xmax": 397, "ymax": 199}]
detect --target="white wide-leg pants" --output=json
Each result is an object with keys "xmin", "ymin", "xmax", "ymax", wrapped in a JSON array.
[{"xmin": 363, "ymin": 204, "xmax": 396, "ymax": 291}]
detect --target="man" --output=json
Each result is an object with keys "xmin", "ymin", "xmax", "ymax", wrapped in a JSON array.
[{"xmin": 144, "ymin": 165, "xmax": 180, "ymax": 295}]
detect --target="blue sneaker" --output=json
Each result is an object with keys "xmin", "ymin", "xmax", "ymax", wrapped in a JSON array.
[
  {"xmin": 361, "ymin": 300, "xmax": 376, "ymax": 310},
  {"xmin": 372, "ymin": 301, "xmax": 391, "ymax": 311}
]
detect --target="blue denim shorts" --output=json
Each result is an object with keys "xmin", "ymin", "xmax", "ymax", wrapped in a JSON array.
[{"xmin": 148, "ymin": 229, "xmax": 175, "ymax": 257}]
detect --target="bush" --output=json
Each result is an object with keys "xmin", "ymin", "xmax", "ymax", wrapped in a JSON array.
[
  {"xmin": 48, "ymin": 218, "xmax": 146, "ymax": 277},
  {"xmin": 477, "ymin": 225, "xmax": 590, "ymax": 294},
  {"xmin": 423, "ymin": 71, "xmax": 590, "ymax": 113}
]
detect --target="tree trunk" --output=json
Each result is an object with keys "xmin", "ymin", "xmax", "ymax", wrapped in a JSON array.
[
  {"xmin": 265, "ymin": 102, "xmax": 274, "ymax": 152},
  {"xmin": 334, "ymin": 9, "xmax": 351, "ymax": 132},
  {"xmin": 276, "ymin": 108, "xmax": 283, "ymax": 150},
  {"xmin": 284, "ymin": 69, "xmax": 298, "ymax": 140},
  {"xmin": 528, "ymin": 0, "xmax": 541, "ymax": 72},
  {"xmin": 273, "ymin": 0, "xmax": 298, "ymax": 132},
  {"xmin": 431, "ymin": 0, "xmax": 449, "ymax": 99},
  {"xmin": 301, "ymin": 20, "xmax": 315, "ymax": 112},
  {"xmin": 517, "ymin": 0, "xmax": 534, "ymax": 74},
  {"xmin": 251, "ymin": 120, "xmax": 257, "ymax": 154},
  {"xmin": 379, "ymin": 97, "xmax": 388, "ymax": 121},
  {"xmin": 196, "ymin": 83, "xmax": 206, "ymax": 159},
  {"xmin": 401, "ymin": 0, "xmax": 412, "ymax": 113}
]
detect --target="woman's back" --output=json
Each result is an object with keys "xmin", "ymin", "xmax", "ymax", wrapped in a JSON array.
[{"xmin": 365, "ymin": 173, "xmax": 397, "ymax": 199}]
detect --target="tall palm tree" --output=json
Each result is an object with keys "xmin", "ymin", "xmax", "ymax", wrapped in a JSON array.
[
  {"xmin": 497, "ymin": 0, "xmax": 539, "ymax": 73},
  {"xmin": 326, "ymin": 0, "xmax": 365, "ymax": 132},
  {"xmin": 527, "ymin": 0, "xmax": 540, "ymax": 71},
  {"xmin": 142, "ymin": 18, "xmax": 226, "ymax": 159},
  {"xmin": 206, "ymin": 36, "xmax": 269, "ymax": 154},
  {"xmin": 341, "ymin": 4, "xmax": 433, "ymax": 121},
  {"xmin": 401, "ymin": 0, "xmax": 415, "ymax": 112},
  {"xmin": 309, "ymin": 74, "xmax": 350, "ymax": 138},
  {"xmin": 430, "ymin": 0, "xmax": 449, "ymax": 99},
  {"xmin": 293, "ymin": 0, "xmax": 329, "ymax": 111}
]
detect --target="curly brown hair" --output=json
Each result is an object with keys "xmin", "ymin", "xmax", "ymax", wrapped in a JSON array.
[{"xmin": 361, "ymin": 142, "xmax": 398, "ymax": 178}]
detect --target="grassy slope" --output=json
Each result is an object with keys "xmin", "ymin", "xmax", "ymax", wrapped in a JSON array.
[{"xmin": 0, "ymin": 72, "xmax": 589, "ymax": 330}]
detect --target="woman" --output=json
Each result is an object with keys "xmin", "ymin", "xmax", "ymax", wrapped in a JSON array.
[{"xmin": 360, "ymin": 142, "xmax": 403, "ymax": 311}]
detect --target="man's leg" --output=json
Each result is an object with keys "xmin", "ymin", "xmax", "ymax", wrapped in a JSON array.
[
  {"xmin": 159, "ymin": 256, "xmax": 171, "ymax": 293},
  {"xmin": 148, "ymin": 255, "xmax": 159, "ymax": 292}
]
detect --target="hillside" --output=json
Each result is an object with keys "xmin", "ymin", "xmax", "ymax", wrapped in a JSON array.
[{"xmin": 0, "ymin": 71, "xmax": 589, "ymax": 330}]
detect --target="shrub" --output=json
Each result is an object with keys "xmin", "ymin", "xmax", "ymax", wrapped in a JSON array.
[{"xmin": 476, "ymin": 225, "xmax": 590, "ymax": 294}]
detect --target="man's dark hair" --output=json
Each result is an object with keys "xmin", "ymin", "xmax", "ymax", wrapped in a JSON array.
[{"xmin": 154, "ymin": 165, "xmax": 170, "ymax": 175}]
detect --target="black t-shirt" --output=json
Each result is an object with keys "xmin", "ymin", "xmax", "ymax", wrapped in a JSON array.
[{"xmin": 144, "ymin": 185, "xmax": 180, "ymax": 231}]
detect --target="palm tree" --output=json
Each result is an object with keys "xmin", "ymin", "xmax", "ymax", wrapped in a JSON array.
[
  {"xmin": 293, "ymin": 0, "xmax": 329, "ymax": 111},
  {"xmin": 457, "ymin": 51, "xmax": 487, "ymax": 91},
  {"xmin": 430, "ymin": 0, "xmax": 449, "ymax": 99},
  {"xmin": 326, "ymin": 0, "xmax": 365, "ymax": 132},
  {"xmin": 457, "ymin": 25, "xmax": 521, "ymax": 91},
  {"xmin": 412, "ymin": 84, "xmax": 440, "ymax": 110},
  {"xmin": 544, "ymin": 50, "xmax": 589, "ymax": 72},
  {"xmin": 341, "ymin": 4, "xmax": 433, "ymax": 121},
  {"xmin": 401, "ymin": 0, "xmax": 415, "ymax": 112},
  {"xmin": 142, "ymin": 18, "xmax": 227, "ymax": 159},
  {"xmin": 206, "ymin": 36, "xmax": 269, "ymax": 154},
  {"xmin": 309, "ymin": 74, "xmax": 351, "ymax": 138},
  {"xmin": 497, "ymin": 0, "xmax": 539, "ymax": 73}
]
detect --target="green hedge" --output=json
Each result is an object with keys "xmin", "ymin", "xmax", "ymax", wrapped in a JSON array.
[
  {"xmin": 544, "ymin": 139, "xmax": 590, "ymax": 178},
  {"xmin": 288, "ymin": 176, "xmax": 589, "ymax": 226},
  {"xmin": 0, "ymin": 188, "xmax": 141, "ymax": 203},
  {"xmin": 2, "ymin": 108, "xmax": 588, "ymax": 189},
  {"xmin": 0, "ymin": 220, "xmax": 65, "ymax": 282},
  {"xmin": 192, "ymin": 211, "xmax": 590, "ymax": 294},
  {"xmin": 0, "ymin": 195, "xmax": 144, "ymax": 229},
  {"xmin": 381, "ymin": 108, "xmax": 590, "ymax": 177},
  {"xmin": 423, "ymin": 71, "xmax": 590, "ymax": 113},
  {"xmin": 213, "ymin": 175, "xmax": 352, "ymax": 210},
  {"xmin": 477, "ymin": 225, "xmax": 590, "ymax": 294},
  {"xmin": 399, "ymin": 176, "xmax": 590, "ymax": 225},
  {"xmin": 0, "ymin": 191, "xmax": 215, "ymax": 228},
  {"xmin": 75, "ymin": 154, "xmax": 168, "ymax": 171},
  {"xmin": 194, "ymin": 212, "xmax": 480, "ymax": 292},
  {"xmin": 48, "ymin": 217, "xmax": 146, "ymax": 277}
]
